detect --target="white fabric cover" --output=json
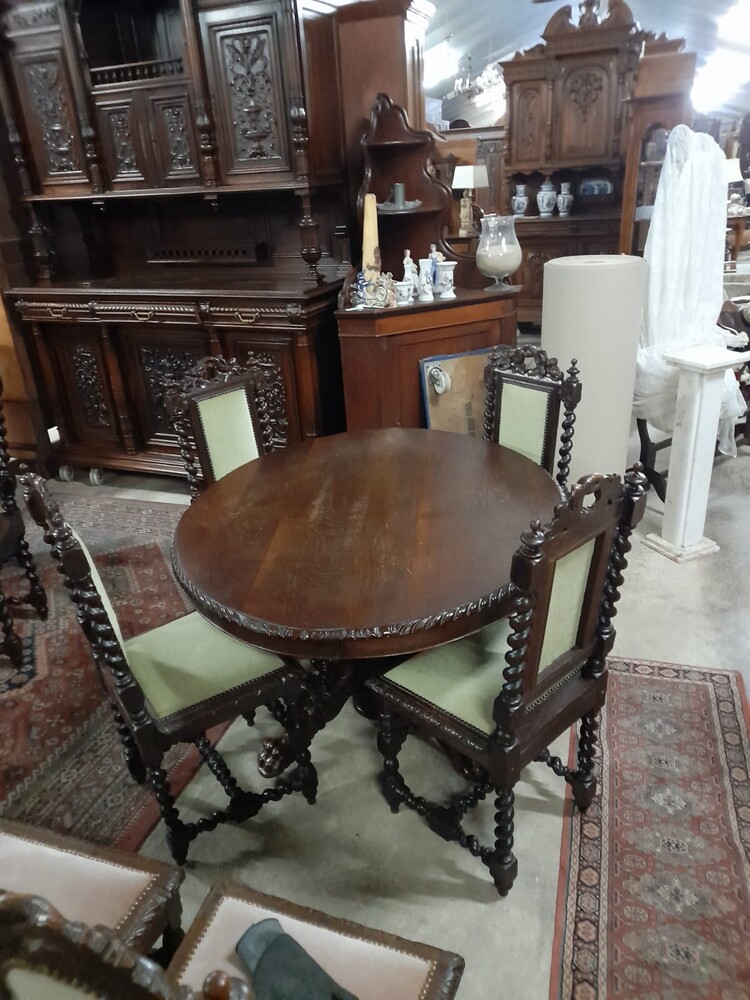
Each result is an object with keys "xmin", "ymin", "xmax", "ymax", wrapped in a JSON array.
[{"xmin": 634, "ymin": 125, "xmax": 747, "ymax": 455}]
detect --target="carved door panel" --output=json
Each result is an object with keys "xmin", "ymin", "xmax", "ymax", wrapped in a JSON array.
[
  {"xmin": 144, "ymin": 86, "xmax": 201, "ymax": 186},
  {"xmin": 554, "ymin": 57, "xmax": 617, "ymax": 164},
  {"xmin": 7, "ymin": 36, "xmax": 90, "ymax": 193},
  {"xmin": 199, "ymin": 2, "xmax": 292, "ymax": 183},
  {"xmin": 118, "ymin": 326, "xmax": 211, "ymax": 455},
  {"xmin": 221, "ymin": 330, "xmax": 301, "ymax": 441},
  {"xmin": 94, "ymin": 95, "xmax": 150, "ymax": 189},
  {"xmin": 508, "ymin": 81, "xmax": 548, "ymax": 170},
  {"xmin": 47, "ymin": 328, "xmax": 121, "ymax": 450}
]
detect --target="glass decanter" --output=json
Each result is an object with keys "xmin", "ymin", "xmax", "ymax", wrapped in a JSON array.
[{"xmin": 475, "ymin": 214, "xmax": 522, "ymax": 289}]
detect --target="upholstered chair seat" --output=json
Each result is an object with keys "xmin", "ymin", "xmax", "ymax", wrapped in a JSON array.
[
  {"xmin": 368, "ymin": 468, "xmax": 647, "ymax": 896},
  {"xmin": 0, "ymin": 820, "xmax": 183, "ymax": 955},
  {"xmin": 168, "ymin": 882, "xmax": 464, "ymax": 1000}
]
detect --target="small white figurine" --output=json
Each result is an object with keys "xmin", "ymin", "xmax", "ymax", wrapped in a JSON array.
[
  {"xmin": 429, "ymin": 243, "xmax": 444, "ymax": 284},
  {"xmin": 403, "ymin": 248, "xmax": 419, "ymax": 298}
]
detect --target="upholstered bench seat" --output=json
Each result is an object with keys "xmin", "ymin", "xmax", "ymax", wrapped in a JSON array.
[
  {"xmin": 169, "ymin": 882, "xmax": 463, "ymax": 999},
  {"xmin": 0, "ymin": 820, "xmax": 183, "ymax": 953}
]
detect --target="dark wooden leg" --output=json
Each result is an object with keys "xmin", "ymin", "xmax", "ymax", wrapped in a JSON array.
[
  {"xmin": 112, "ymin": 706, "xmax": 147, "ymax": 784},
  {"xmin": 376, "ymin": 709, "xmax": 408, "ymax": 814},
  {"xmin": 637, "ymin": 418, "xmax": 668, "ymax": 501},
  {"xmin": 16, "ymin": 535, "xmax": 47, "ymax": 620},
  {"xmin": 148, "ymin": 766, "xmax": 193, "ymax": 866},
  {"xmin": 0, "ymin": 585, "xmax": 22, "ymax": 668},
  {"xmin": 486, "ymin": 789, "xmax": 518, "ymax": 896},
  {"xmin": 571, "ymin": 710, "xmax": 599, "ymax": 812}
]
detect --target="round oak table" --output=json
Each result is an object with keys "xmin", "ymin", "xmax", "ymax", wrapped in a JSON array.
[{"xmin": 172, "ymin": 427, "xmax": 561, "ymax": 772}]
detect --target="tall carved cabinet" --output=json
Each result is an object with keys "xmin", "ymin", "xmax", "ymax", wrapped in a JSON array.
[
  {"xmin": 0, "ymin": 0, "xmax": 354, "ymax": 477},
  {"xmin": 500, "ymin": 0, "xmax": 645, "ymax": 323}
]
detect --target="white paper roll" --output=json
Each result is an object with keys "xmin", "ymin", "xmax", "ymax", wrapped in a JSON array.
[{"xmin": 541, "ymin": 255, "xmax": 646, "ymax": 484}]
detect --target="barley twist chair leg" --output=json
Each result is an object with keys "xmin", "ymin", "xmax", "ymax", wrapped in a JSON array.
[
  {"xmin": 376, "ymin": 710, "xmax": 408, "ymax": 814},
  {"xmin": 571, "ymin": 709, "xmax": 599, "ymax": 812},
  {"xmin": 16, "ymin": 535, "xmax": 47, "ymax": 619},
  {"xmin": 486, "ymin": 789, "xmax": 518, "ymax": 896},
  {"xmin": 0, "ymin": 585, "xmax": 22, "ymax": 668}
]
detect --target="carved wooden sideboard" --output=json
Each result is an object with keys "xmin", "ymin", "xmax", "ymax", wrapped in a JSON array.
[
  {"xmin": 0, "ymin": 0, "xmax": 375, "ymax": 474},
  {"xmin": 8, "ymin": 279, "xmax": 342, "ymax": 476},
  {"xmin": 500, "ymin": 0, "xmax": 647, "ymax": 323}
]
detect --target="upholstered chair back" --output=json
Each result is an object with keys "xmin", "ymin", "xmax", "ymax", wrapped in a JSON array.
[
  {"xmin": 191, "ymin": 380, "xmax": 261, "ymax": 482},
  {"xmin": 483, "ymin": 345, "xmax": 582, "ymax": 491},
  {"xmin": 164, "ymin": 356, "xmax": 288, "ymax": 499}
]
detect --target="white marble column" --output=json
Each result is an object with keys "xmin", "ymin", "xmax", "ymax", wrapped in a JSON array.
[{"xmin": 643, "ymin": 345, "xmax": 750, "ymax": 563}]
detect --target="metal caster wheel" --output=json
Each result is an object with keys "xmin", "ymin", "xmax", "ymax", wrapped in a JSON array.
[
  {"xmin": 89, "ymin": 467, "xmax": 105, "ymax": 486},
  {"xmin": 58, "ymin": 464, "xmax": 75, "ymax": 482}
]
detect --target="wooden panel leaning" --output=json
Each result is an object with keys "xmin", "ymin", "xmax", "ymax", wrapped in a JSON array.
[
  {"xmin": 483, "ymin": 344, "xmax": 582, "ymax": 494},
  {"xmin": 0, "ymin": 893, "xmax": 249, "ymax": 999},
  {"xmin": 168, "ymin": 880, "xmax": 464, "ymax": 1000},
  {"xmin": 0, "ymin": 818, "xmax": 183, "ymax": 957},
  {"xmin": 17, "ymin": 470, "xmax": 316, "ymax": 866},
  {"xmin": 367, "ymin": 465, "xmax": 647, "ymax": 896},
  {"xmin": 163, "ymin": 355, "xmax": 287, "ymax": 500}
]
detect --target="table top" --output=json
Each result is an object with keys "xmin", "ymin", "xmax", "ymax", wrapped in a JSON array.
[{"xmin": 171, "ymin": 428, "xmax": 561, "ymax": 659}]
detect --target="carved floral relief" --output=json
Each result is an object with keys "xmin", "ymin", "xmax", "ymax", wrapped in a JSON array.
[
  {"xmin": 26, "ymin": 58, "xmax": 79, "ymax": 174},
  {"xmin": 222, "ymin": 29, "xmax": 280, "ymax": 161},
  {"xmin": 70, "ymin": 344, "xmax": 110, "ymax": 428}
]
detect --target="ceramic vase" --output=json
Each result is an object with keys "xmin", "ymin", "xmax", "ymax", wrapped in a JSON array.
[
  {"xmin": 537, "ymin": 177, "xmax": 557, "ymax": 218},
  {"xmin": 418, "ymin": 258, "xmax": 434, "ymax": 301},
  {"xmin": 557, "ymin": 181, "xmax": 574, "ymax": 218},
  {"xmin": 511, "ymin": 184, "xmax": 529, "ymax": 217},
  {"xmin": 436, "ymin": 260, "xmax": 457, "ymax": 299}
]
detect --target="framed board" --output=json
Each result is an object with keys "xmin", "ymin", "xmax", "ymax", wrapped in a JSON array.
[{"xmin": 419, "ymin": 346, "xmax": 496, "ymax": 435}]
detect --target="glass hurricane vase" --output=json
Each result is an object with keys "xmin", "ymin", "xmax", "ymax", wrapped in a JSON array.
[{"xmin": 475, "ymin": 214, "xmax": 522, "ymax": 289}]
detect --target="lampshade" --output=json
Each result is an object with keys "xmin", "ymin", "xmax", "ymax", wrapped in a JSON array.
[
  {"xmin": 725, "ymin": 157, "xmax": 743, "ymax": 184},
  {"xmin": 452, "ymin": 164, "xmax": 489, "ymax": 190}
]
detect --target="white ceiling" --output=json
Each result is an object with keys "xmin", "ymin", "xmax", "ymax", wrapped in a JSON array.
[{"xmin": 425, "ymin": 0, "xmax": 750, "ymax": 118}]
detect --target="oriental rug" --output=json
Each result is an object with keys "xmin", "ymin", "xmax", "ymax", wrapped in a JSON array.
[
  {"xmin": 0, "ymin": 491, "xmax": 201, "ymax": 849},
  {"xmin": 550, "ymin": 659, "xmax": 750, "ymax": 1000}
]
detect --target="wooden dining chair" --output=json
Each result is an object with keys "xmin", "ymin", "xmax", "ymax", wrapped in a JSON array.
[
  {"xmin": 367, "ymin": 465, "xmax": 647, "ymax": 896},
  {"xmin": 483, "ymin": 344, "xmax": 582, "ymax": 494},
  {"xmin": 0, "ymin": 377, "xmax": 47, "ymax": 666},
  {"xmin": 164, "ymin": 355, "xmax": 287, "ymax": 499},
  {"xmin": 18, "ymin": 471, "xmax": 317, "ymax": 865},
  {"xmin": 0, "ymin": 893, "xmax": 250, "ymax": 999}
]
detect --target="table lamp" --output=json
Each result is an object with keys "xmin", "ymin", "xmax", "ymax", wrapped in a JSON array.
[{"xmin": 452, "ymin": 163, "xmax": 489, "ymax": 237}]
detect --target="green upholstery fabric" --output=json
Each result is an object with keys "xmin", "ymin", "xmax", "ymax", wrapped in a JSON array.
[
  {"xmin": 71, "ymin": 529, "xmax": 125, "ymax": 648},
  {"xmin": 497, "ymin": 382, "xmax": 550, "ymax": 466},
  {"xmin": 196, "ymin": 387, "xmax": 260, "ymax": 481},
  {"xmin": 6, "ymin": 969, "xmax": 98, "ymax": 999},
  {"xmin": 538, "ymin": 538, "xmax": 596, "ymax": 672},
  {"xmin": 383, "ymin": 619, "xmax": 512, "ymax": 734},
  {"xmin": 124, "ymin": 612, "xmax": 281, "ymax": 720}
]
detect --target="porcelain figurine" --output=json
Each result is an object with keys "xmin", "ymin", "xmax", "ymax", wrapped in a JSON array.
[
  {"xmin": 403, "ymin": 248, "xmax": 419, "ymax": 297},
  {"xmin": 429, "ymin": 243, "xmax": 444, "ymax": 284}
]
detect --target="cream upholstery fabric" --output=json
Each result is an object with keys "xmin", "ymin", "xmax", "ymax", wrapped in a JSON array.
[
  {"xmin": 6, "ymin": 970, "xmax": 98, "ymax": 1000},
  {"xmin": 196, "ymin": 388, "xmax": 260, "ymax": 481},
  {"xmin": 497, "ymin": 383, "xmax": 550, "ymax": 465},
  {"xmin": 124, "ymin": 614, "xmax": 282, "ymax": 719},
  {"xmin": 0, "ymin": 830, "xmax": 155, "ymax": 931},
  {"xmin": 538, "ymin": 538, "xmax": 596, "ymax": 671},
  {"xmin": 383, "ymin": 620, "xmax": 512, "ymax": 734},
  {"xmin": 175, "ymin": 894, "xmax": 436, "ymax": 1000}
]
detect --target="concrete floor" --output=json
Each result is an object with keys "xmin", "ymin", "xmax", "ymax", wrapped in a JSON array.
[{"xmin": 57, "ymin": 433, "xmax": 750, "ymax": 996}]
